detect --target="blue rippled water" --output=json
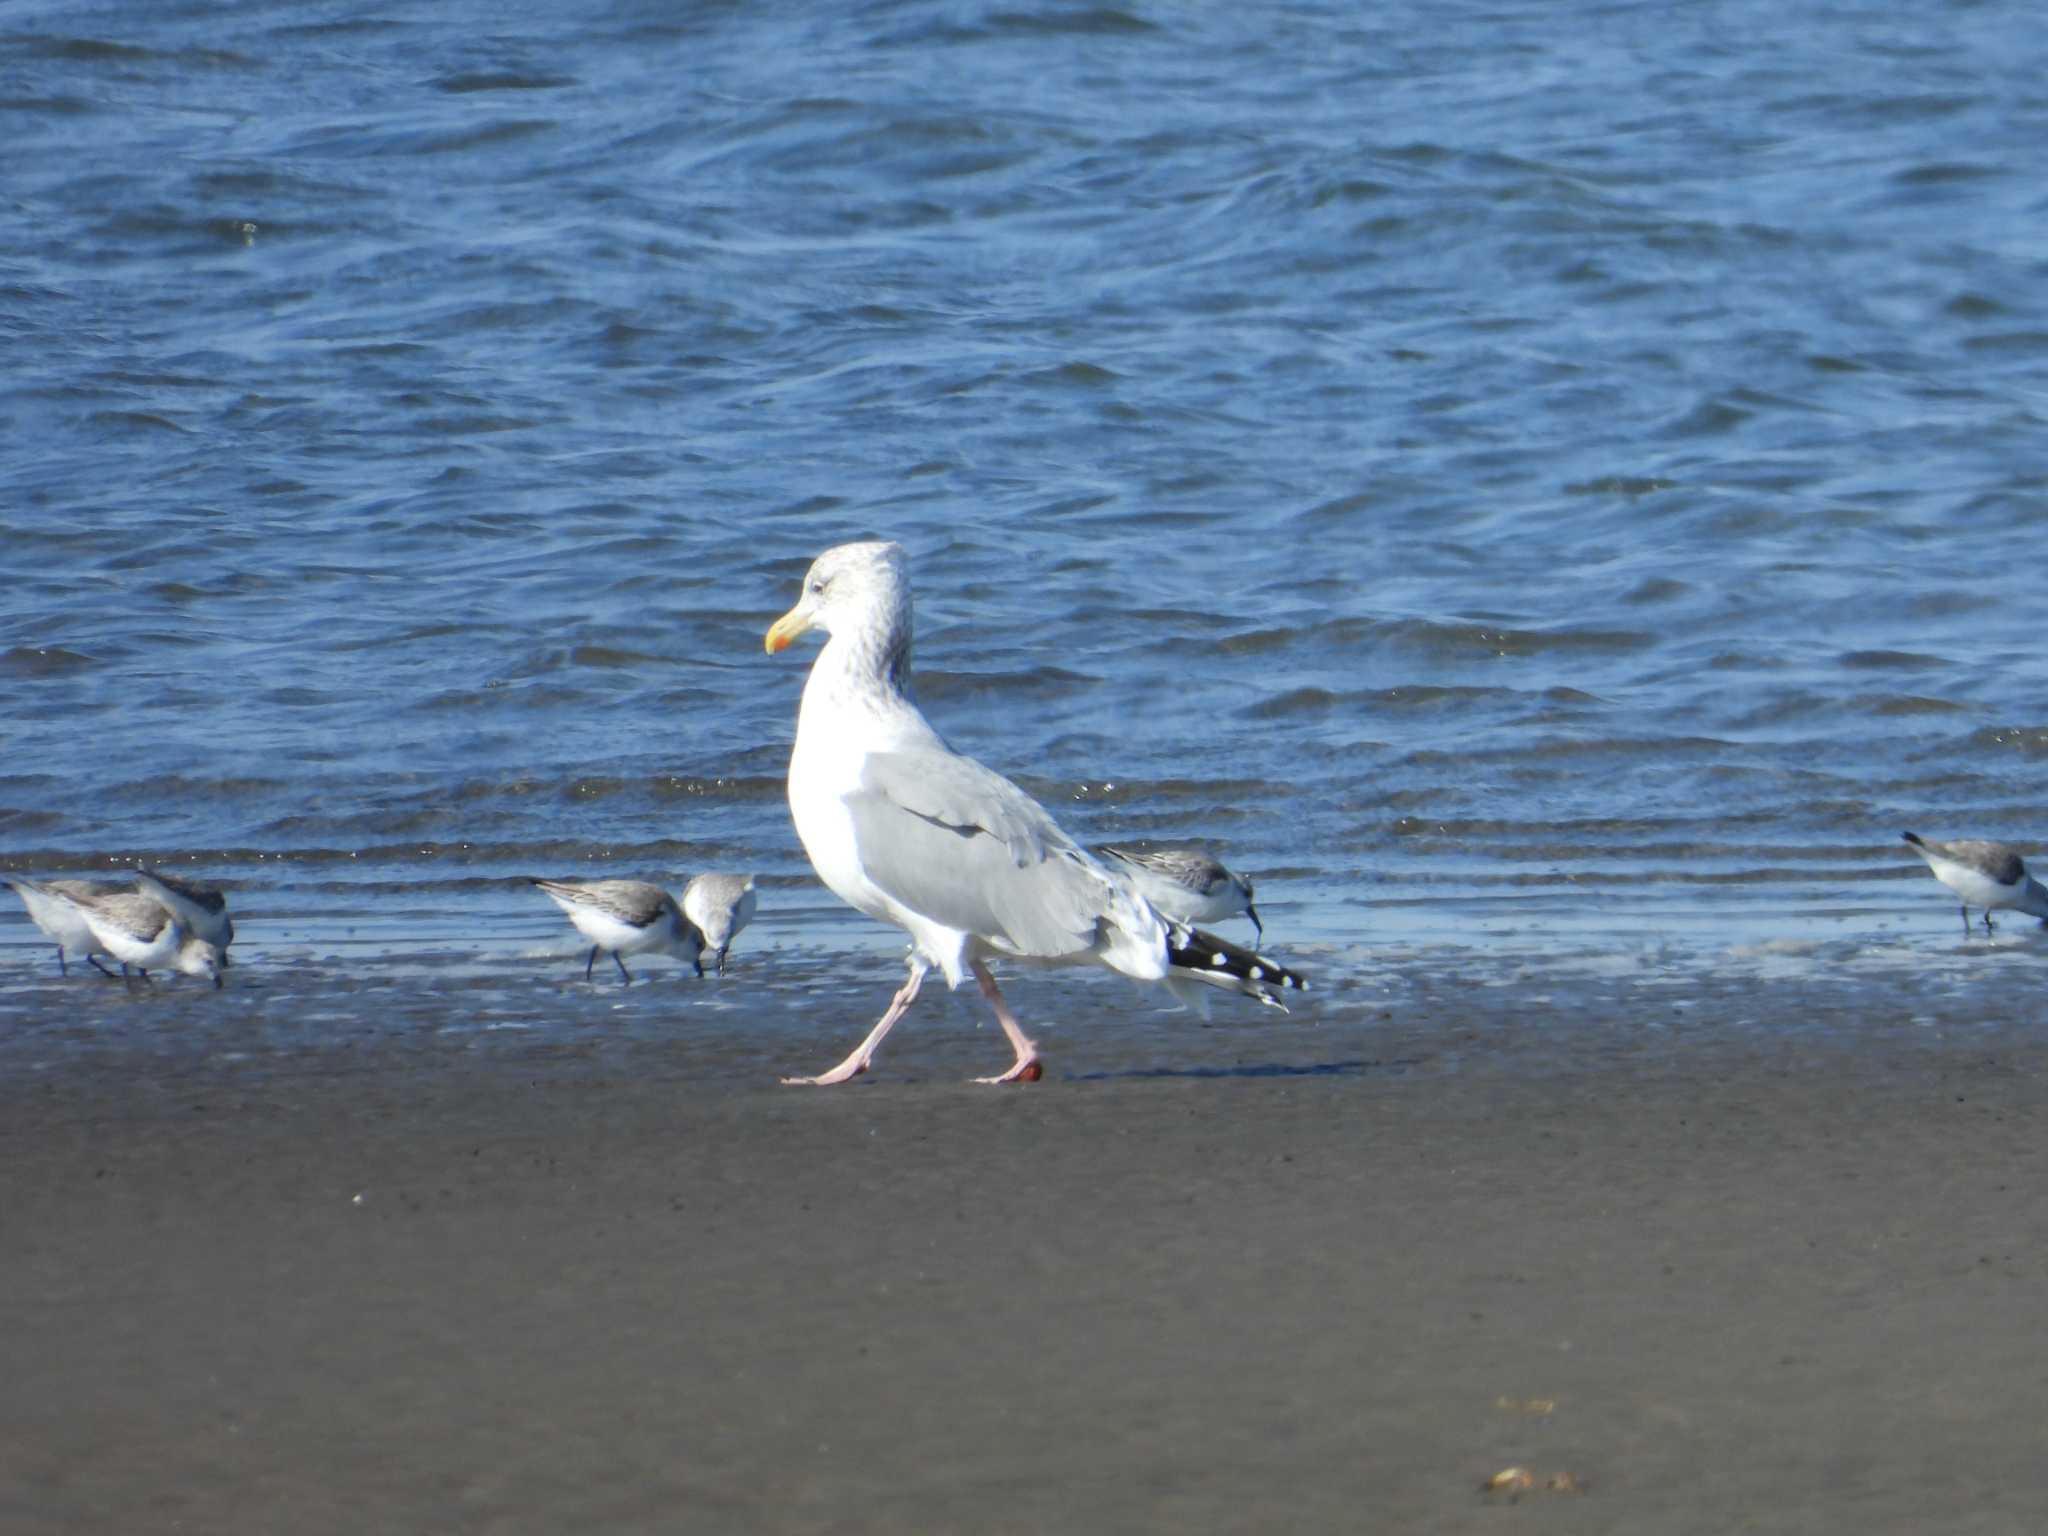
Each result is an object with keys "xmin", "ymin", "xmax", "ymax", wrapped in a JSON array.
[{"xmin": 6, "ymin": 0, "xmax": 2048, "ymax": 1060}]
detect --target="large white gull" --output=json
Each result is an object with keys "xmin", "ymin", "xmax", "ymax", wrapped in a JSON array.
[{"xmin": 764, "ymin": 540, "xmax": 1305, "ymax": 1085}]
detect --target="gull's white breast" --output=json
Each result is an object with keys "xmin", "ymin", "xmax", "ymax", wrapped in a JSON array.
[{"xmin": 787, "ymin": 662, "xmax": 894, "ymax": 925}]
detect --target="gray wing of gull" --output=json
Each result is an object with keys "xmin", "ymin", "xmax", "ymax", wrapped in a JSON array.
[{"xmin": 847, "ymin": 748, "xmax": 1113, "ymax": 959}]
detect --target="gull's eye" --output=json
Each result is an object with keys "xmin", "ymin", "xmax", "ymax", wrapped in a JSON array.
[{"xmin": 809, "ymin": 575, "xmax": 832, "ymax": 596}]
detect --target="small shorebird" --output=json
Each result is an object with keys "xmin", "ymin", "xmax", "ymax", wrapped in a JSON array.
[
  {"xmin": 1093, "ymin": 845, "xmax": 1263, "ymax": 943},
  {"xmin": 135, "ymin": 867, "xmax": 236, "ymax": 965},
  {"xmin": 682, "ymin": 873, "xmax": 757, "ymax": 975},
  {"xmin": 1902, "ymin": 831, "xmax": 2048, "ymax": 935},
  {"xmin": 530, "ymin": 878, "xmax": 706, "ymax": 983},
  {"xmin": 70, "ymin": 891, "xmax": 225, "ymax": 988},
  {"xmin": 4, "ymin": 877, "xmax": 122, "ymax": 976}
]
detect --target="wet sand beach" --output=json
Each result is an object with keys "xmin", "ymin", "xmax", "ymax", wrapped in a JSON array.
[
  {"xmin": 6, "ymin": 976, "xmax": 2045, "ymax": 1535},
  {"xmin": 12, "ymin": 0, "xmax": 2048, "ymax": 1528}
]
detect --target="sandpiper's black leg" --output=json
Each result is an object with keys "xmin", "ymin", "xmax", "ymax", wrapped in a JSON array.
[
  {"xmin": 55, "ymin": 945, "xmax": 66, "ymax": 976},
  {"xmin": 120, "ymin": 963, "xmax": 141, "ymax": 993},
  {"xmin": 693, "ymin": 956, "xmax": 705, "ymax": 978},
  {"xmin": 612, "ymin": 951, "xmax": 632, "ymax": 985},
  {"xmin": 585, "ymin": 945, "xmax": 600, "ymax": 981},
  {"xmin": 716, "ymin": 945, "xmax": 730, "ymax": 975},
  {"xmin": 89, "ymin": 955, "xmax": 117, "ymax": 978},
  {"xmin": 1984, "ymin": 910, "xmax": 1996, "ymax": 933},
  {"xmin": 1960, "ymin": 905, "xmax": 1971, "ymax": 937},
  {"xmin": 1247, "ymin": 904, "xmax": 1264, "ymax": 947}
]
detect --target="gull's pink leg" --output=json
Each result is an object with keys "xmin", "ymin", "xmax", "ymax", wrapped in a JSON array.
[
  {"xmin": 970, "ymin": 959, "xmax": 1042, "ymax": 1084},
  {"xmin": 783, "ymin": 959, "xmax": 928, "ymax": 1086}
]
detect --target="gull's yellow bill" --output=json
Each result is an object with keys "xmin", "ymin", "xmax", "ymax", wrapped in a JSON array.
[{"xmin": 764, "ymin": 605, "xmax": 811, "ymax": 654}]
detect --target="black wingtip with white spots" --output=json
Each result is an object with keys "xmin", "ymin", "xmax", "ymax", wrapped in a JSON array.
[{"xmin": 1166, "ymin": 924, "xmax": 1308, "ymax": 1010}]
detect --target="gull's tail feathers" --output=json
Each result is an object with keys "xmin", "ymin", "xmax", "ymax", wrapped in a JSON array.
[{"xmin": 1165, "ymin": 925, "xmax": 1308, "ymax": 1012}]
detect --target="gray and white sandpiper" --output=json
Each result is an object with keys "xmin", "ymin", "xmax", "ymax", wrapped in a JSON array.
[
  {"xmin": 682, "ymin": 873, "xmax": 757, "ymax": 975},
  {"xmin": 530, "ymin": 878, "xmax": 707, "ymax": 984},
  {"xmin": 1902, "ymin": 831, "xmax": 2048, "ymax": 936},
  {"xmin": 71, "ymin": 890, "xmax": 225, "ymax": 988},
  {"xmin": 5, "ymin": 877, "xmax": 122, "ymax": 976},
  {"xmin": 1092, "ymin": 845, "xmax": 1262, "ymax": 944},
  {"xmin": 135, "ymin": 867, "xmax": 236, "ymax": 965}
]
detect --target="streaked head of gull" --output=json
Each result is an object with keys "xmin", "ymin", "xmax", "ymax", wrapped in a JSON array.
[{"xmin": 764, "ymin": 540, "xmax": 912, "ymax": 661}]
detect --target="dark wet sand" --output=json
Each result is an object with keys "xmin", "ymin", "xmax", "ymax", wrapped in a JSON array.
[{"xmin": 6, "ymin": 986, "xmax": 2047, "ymax": 1535}]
